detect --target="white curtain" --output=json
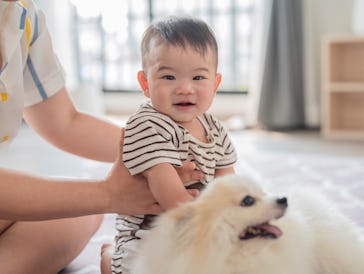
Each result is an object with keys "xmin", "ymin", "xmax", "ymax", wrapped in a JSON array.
[
  {"xmin": 35, "ymin": 1, "xmax": 106, "ymax": 115},
  {"xmin": 245, "ymin": 0, "xmax": 273, "ymax": 126},
  {"xmin": 36, "ymin": 0, "xmax": 78, "ymax": 89}
]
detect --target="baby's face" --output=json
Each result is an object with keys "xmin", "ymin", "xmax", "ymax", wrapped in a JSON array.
[{"xmin": 139, "ymin": 43, "xmax": 221, "ymax": 128}]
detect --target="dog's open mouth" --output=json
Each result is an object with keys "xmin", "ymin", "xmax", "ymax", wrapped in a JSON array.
[{"xmin": 239, "ymin": 222, "xmax": 283, "ymax": 240}]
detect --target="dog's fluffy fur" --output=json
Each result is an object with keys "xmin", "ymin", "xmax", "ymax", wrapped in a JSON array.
[{"xmin": 131, "ymin": 174, "xmax": 364, "ymax": 274}]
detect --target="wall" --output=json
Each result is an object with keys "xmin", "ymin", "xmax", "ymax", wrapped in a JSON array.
[{"xmin": 303, "ymin": 0, "xmax": 355, "ymax": 127}]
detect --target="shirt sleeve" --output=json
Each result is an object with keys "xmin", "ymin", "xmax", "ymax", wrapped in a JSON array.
[
  {"xmin": 216, "ymin": 132, "xmax": 237, "ymax": 168},
  {"xmin": 23, "ymin": 4, "xmax": 65, "ymax": 107},
  {"xmin": 210, "ymin": 114, "xmax": 237, "ymax": 168},
  {"xmin": 122, "ymin": 115, "xmax": 182, "ymax": 175}
]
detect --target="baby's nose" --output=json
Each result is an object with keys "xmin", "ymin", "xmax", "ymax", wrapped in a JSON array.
[{"xmin": 176, "ymin": 81, "xmax": 193, "ymax": 94}]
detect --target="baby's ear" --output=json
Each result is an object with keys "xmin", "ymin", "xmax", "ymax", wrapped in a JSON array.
[
  {"xmin": 214, "ymin": 73, "xmax": 222, "ymax": 93},
  {"xmin": 137, "ymin": 71, "xmax": 150, "ymax": 97}
]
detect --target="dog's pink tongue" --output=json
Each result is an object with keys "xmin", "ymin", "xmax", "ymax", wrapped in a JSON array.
[{"xmin": 259, "ymin": 223, "xmax": 283, "ymax": 237}]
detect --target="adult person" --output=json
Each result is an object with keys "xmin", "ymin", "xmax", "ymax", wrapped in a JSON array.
[{"xmin": 0, "ymin": 1, "xmax": 201, "ymax": 273}]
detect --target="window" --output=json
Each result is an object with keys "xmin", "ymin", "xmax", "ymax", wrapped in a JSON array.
[{"xmin": 70, "ymin": 0, "xmax": 254, "ymax": 93}]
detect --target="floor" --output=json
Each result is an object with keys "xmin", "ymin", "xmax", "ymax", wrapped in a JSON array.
[{"xmin": 1, "ymin": 124, "xmax": 364, "ymax": 273}]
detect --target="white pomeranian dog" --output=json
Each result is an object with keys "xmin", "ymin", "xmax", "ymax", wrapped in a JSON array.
[{"xmin": 131, "ymin": 174, "xmax": 364, "ymax": 274}]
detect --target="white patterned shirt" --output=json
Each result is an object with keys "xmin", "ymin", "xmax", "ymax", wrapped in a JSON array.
[{"xmin": 0, "ymin": 0, "xmax": 65, "ymax": 148}]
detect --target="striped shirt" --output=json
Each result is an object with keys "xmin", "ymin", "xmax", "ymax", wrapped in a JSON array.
[
  {"xmin": 112, "ymin": 101, "xmax": 237, "ymax": 273},
  {"xmin": 123, "ymin": 101, "xmax": 237, "ymax": 184}
]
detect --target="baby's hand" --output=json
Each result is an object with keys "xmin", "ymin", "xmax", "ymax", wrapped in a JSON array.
[
  {"xmin": 175, "ymin": 161, "xmax": 202, "ymax": 198},
  {"xmin": 186, "ymin": 188, "xmax": 200, "ymax": 198},
  {"xmin": 175, "ymin": 161, "xmax": 203, "ymax": 184}
]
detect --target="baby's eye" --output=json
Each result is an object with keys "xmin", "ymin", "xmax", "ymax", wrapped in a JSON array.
[
  {"xmin": 193, "ymin": 76, "xmax": 205, "ymax": 80},
  {"xmin": 162, "ymin": 75, "xmax": 175, "ymax": 80}
]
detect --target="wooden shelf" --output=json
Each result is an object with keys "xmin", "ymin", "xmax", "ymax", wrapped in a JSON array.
[
  {"xmin": 322, "ymin": 36, "xmax": 364, "ymax": 140},
  {"xmin": 328, "ymin": 82, "xmax": 364, "ymax": 92},
  {"xmin": 322, "ymin": 130, "xmax": 364, "ymax": 140}
]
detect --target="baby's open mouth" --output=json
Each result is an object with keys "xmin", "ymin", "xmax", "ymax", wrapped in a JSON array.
[
  {"xmin": 174, "ymin": 102, "xmax": 195, "ymax": 106},
  {"xmin": 239, "ymin": 222, "xmax": 283, "ymax": 240}
]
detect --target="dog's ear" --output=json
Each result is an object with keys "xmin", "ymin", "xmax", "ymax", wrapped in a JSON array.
[
  {"xmin": 169, "ymin": 203, "xmax": 211, "ymax": 249},
  {"xmin": 168, "ymin": 204, "xmax": 195, "ymax": 234},
  {"xmin": 170, "ymin": 204, "xmax": 194, "ymax": 224}
]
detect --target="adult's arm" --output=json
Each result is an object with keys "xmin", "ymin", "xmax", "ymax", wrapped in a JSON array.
[
  {"xmin": 0, "ymin": 135, "xmax": 162, "ymax": 220},
  {"xmin": 24, "ymin": 88, "xmax": 120, "ymax": 162}
]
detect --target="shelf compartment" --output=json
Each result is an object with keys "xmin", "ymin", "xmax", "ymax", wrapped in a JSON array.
[
  {"xmin": 328, "ymin": 91, "xmax": 364, "ymax": 131},
  {"xmin": 329, "ymin": 40, "xmax": 364, "ymax": 82}
]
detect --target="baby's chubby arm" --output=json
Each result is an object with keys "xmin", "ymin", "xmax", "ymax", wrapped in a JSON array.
[{"xmin": 143, "ymin": 163, "xmax": 194, "ymax": 210}]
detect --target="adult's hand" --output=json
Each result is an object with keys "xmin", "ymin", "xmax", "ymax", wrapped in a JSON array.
[{"xmin": 101, "ymin": 129, "xmax": 162, "ymax": 215}]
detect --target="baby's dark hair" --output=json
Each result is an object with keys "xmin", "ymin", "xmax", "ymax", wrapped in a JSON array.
[{"xmin": 141, "ymin": 15, "xmax": 218, "ymax": 70}]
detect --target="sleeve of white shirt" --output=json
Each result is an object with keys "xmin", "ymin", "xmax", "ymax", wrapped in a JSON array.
[{"xmin": 23, "ymin": 4, "xmax": 66, "ymax": 107}]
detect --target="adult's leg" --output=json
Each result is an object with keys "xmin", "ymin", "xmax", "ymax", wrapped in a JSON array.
[{"xmin": 0, "ymin": 215, "xmax": 103, "ymax": 274}]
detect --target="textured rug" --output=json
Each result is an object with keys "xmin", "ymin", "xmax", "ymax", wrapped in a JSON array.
[
  {"xmin": 60, "ymin": 132, "xmax": 364, "ymax": 274},
  {"xmin": 2, "ymin": 125, "xmax": 362, "ymax": 273}
]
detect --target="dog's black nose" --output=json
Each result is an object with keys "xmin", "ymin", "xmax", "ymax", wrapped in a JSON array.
[{"xmin": 276, "ymin": 197, "xmax": 288, "ymax": 208}]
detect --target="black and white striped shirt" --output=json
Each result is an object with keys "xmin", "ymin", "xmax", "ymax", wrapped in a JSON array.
[{"xmin": 122, "ymin": 101, "xmax": 237, "ymax": 184}]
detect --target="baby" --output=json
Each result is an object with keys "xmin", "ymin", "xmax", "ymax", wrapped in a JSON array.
[{"xmin": 105, "ymin": 15, "xmax": 237, "ymax": 274}]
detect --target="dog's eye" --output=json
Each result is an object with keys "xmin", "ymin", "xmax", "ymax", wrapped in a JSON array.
[{"xmin": 241, "ymin": 195, "xmax": 255, "ymax": 207}]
